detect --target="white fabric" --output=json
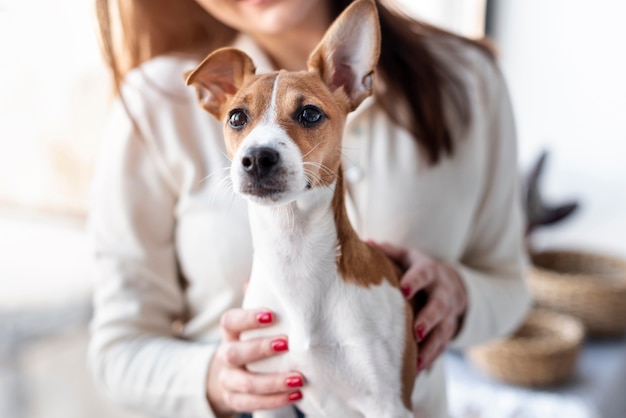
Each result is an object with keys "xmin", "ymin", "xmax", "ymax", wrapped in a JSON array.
[
  {"xmin": 446, "ymin": 336, "xmax": 626, "ymax": 418},
  {"xmin": 88, "ymin": 34, "xmax": 531, "ymax": 418}
]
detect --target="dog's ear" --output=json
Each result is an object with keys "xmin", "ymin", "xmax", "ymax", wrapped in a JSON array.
[
  {"xmin": 307, "ymin": 0, "xmax": 380, "ymax": 111},
  {"xmin": 185, "ymin": 48, "xmax": 256, "ymax": 119}
]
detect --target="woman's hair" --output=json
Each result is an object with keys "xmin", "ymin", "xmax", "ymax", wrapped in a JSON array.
[
  {"xmin": 96, "ymin": 0, "xmax": 494, "ymax": 164},
  {"xmin": 96, "ymin": 0, "xmax": 236, "ymax": 90}
]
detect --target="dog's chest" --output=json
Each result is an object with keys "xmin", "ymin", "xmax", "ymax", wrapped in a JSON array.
[
  {"xmin": 243, "ymin": 270, "xmax": 406, "ymax": 417},
  {"xmin": 240, "ymin": 193, "xmax": 408, "ymax": 415}
]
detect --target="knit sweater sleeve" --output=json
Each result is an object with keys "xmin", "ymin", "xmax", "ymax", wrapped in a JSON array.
[
  {"xmin": 450, "ymin": 60, "xmax": 532, "ymax": 349},
  {"xmin": 87, "ymin": 89, "xmax": 219, "ymax": 418}
]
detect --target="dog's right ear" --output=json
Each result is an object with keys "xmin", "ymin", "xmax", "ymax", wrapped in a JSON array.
[{"xmin": 185, "ymin": 48, "xmax": 256, "ymax": 119}]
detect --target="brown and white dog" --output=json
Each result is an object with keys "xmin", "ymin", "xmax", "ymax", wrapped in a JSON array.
[{"xmin": 186, "ymin": 1, "xmax": 417, "ymax": 416}]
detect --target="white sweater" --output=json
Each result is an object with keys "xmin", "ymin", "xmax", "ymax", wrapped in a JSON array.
[{"xmin": 88, "ymin": 35, "xmax": 531, "ymax": 418}]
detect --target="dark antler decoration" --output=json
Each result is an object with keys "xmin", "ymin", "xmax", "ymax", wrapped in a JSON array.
[{"xmin": 523, "ymin": 150, "xmax": 579, "ymax": 236}]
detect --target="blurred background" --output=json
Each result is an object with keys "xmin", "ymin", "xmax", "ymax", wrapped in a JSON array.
[{"xmin": 0, "ymin": 0, "xmax": 624, "ymax": 417}]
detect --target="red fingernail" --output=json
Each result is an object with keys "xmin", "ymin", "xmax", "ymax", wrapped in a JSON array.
[
  {"xmin": 288, "ymin": 391, "xmax": 302, "ymax": 402},
  {"xmin": 416, "ymin": 324, "xmax": 425, "ymax": 341},
  {"xmin": 417, "ymin": 357, "xmax": 424, "ymax": 371},
  {"xmin": 271, "ymin": 338, "xmax": 289, "ymax": 352},
  {"xmin": 401, "ymin": 285, "xmax": 411, "ymax": 298},
  {"xmin": 285, "ymin": 376, "xmax": 303, "ymax": 388},
  {"xmin": 256, "ymin": 312, "xmax": 273, "ymax": 324}
]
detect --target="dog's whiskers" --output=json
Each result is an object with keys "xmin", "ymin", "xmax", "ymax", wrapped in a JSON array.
[
  {"xmin": 303, "ymin": 169, "xmax": 324, "ymax": 189},
  {"xmin": 199, "ymin": 166, "xmax": 230, "ymax": 184},
  {"xmin": 220, "ymin": 151, "xmax": 233, "ymax": 162},
  {"xmin": 303, "ymin": 162, "xmax": 335, "ymax": 186},
  {"xmin": 301, "ymin": 141, "xmax": 327, "ymax": 159},
  {"xmin": 199, "ymin": 166, "xmax": 236, "ymax": 205}
]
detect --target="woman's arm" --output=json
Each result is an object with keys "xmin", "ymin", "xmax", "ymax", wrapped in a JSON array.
[
  {"xmin": 376, "ymin": 60, "xmax": 532, "ymax": 368},
  {"xmin": 449, "ymin": 62, "xmax": 532, "ymax": 349},
  {"xmin": 87, "ymin": 98, "xmax": 218, "ymax": 418}
]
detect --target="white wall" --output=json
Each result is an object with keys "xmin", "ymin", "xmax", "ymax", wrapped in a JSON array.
[
  {"xmin": 491, "ymin": 1, "xmax": 626, "ymax": 255},
  {"xmin": 0, "ymin": 0, "xmax": 107, "ymax": 215},
  {"xmin": 492, "ymin": 1, "xmax": 626, "ymax": 176}
]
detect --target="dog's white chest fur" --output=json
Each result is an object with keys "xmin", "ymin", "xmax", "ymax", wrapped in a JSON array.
[{"xmin": 242, "ymin": 187, "xmax": 410, "ymax": 418}]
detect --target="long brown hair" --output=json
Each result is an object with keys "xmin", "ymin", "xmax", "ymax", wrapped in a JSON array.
[{"xmin": 96, "ymin": 0, "xmax": 494, "ymax": 164}]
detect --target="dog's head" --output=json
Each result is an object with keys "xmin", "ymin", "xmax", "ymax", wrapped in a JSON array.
[{"xmin": 186, "ymin": 0, "xmax": 380, "ymax": 206}]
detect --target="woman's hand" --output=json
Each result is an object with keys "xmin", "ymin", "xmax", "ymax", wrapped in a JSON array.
[
  {"xmin": 206, "ymin": 308, "xmax": 304, "ymax": 415},
  {"xmin": 372, "ymin": 242, "xmax": 467, "ymax": 372}
]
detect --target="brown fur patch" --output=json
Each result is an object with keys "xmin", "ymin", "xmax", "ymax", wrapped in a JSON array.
[
  {"xmin": 221, "ymin": 74, "xmax": 276, "ymax": 158},
  {"xmin": 332, "ymin": 170, "xmax": 417, "ymax": 407},
  {"xmin": 273, "ymin": 71, "xmax": 349, "ymax": 187},
  {"xmin": 332, "ymin": 170, "xmax": 398, "ymax": 287}
]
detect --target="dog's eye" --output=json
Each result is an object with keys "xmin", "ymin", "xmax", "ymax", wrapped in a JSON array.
[
  {"xmin": 298, "ymin": 105, "xmax": 325, "ymax": 127},
  {"xmin": 228, "ymin": 110, "xmax": 248, "ymax": 129}
]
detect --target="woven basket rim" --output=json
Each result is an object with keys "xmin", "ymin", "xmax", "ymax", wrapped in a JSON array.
[
  {"xmin": 529, "ymin": 249, "xmax": 626, "ymax": 289},
  {"xmin": 469, "ymin": 309, "xmax": 584, "ymax": 386},
  {"xmin": 476, "ymin": 309, "xmax": 584, "ymax": 356}
]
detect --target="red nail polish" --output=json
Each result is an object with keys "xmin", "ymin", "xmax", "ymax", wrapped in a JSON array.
[
  {"xmin": 416, "ymin": 324, "xmax": 425, "ymax": 341},
  {"xmin": 401, "ymin": 285, "xmax": 411, "ymax": 298},
  {"xmin": 417, "ymin": 357, "xmax": 424, "ymax": 371},
  {"xmin": 271, "ymin": 338, "xmax": 289, "ymax": 352},
  {"xmin": 256, "ymin": 312, "xmax": 273, "ymax": 324},
  {"xmin": 285, "ymin": 376, "xmax": 303, "ymax": 388},
  {"xmin": 288, "ymin": 391, "xmax": 303, "ymax": 402}
]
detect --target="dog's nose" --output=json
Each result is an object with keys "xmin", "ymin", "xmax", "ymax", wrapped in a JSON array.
[{"xmin": 241, "ymin": 146, "xmax": 280, "ymax": 177}]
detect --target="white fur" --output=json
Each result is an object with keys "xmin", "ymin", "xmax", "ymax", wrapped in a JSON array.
[{"xmin": 242, "ymin": 184, "xmax": 411, "ymax": 418}]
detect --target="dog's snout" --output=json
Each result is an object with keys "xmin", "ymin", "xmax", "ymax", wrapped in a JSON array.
[{"xmin": 242, "ymin": 146, "xmax": 280, "ymax": 177}]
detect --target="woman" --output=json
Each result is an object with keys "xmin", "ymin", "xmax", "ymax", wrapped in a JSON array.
[{"xmin": 88, "ymin": 0, "xmax": 531, "ymax": 417}]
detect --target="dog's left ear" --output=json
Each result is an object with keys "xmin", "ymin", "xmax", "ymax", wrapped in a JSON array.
[
  {"xmin": 185, "ymin": 47, "xmax": 256, "ymax": 119},
  {"xmin": 307, "ymin": 0, "xmax": 381, "ymax": 111}
]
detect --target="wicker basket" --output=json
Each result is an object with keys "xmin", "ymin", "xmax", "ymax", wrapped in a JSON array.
[
  {"xmin": 468, "ymin": 309, "xmax": 584, "ymax": 387},
  {"xmin": 528, "ymin": 250, "xmax": 626, "ymax": 337}
]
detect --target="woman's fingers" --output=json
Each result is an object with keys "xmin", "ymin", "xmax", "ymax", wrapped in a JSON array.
[
  {"xmin": 220, "ymin": 368, "xmax": 304, "ymax": 395},
  {"xmin": 221, "ymin": 389, "xmax": 303, "ymax": 413},
  {"xmin": 220, "ymin": 308, "xmax": 275, "ymax": 341},
  {"xmin": 412, "ymin": 280, "xmax": 450, "ymax": 340},
  {"xmin": 371, "ymin": 241, "xmax": 437, "ymax": 298},
  {"xmin": 214, "ymin": 338, "xmax": 304, "ymax": 412},
  {"xmin": 417, "ymin": 316, "xmax": 458, "ymax": 371},
  {"xmin": 219, "ymin": 335, "xmax": 289, "ymax": 367},
  {"xmin": 411, "ymin": 264, "xmax": 466, "ymax": 339},
  {"xmin": 208, "ymin": 308, "xmax": 305, "ymax": 414},
  {"xmin": 399, "ymin": 262, "xmax": 437, "ymax": 298}
]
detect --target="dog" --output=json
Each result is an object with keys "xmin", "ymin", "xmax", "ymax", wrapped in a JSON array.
[{"xmin": 186, "ymin": 1, "xmax": 417, "ymax": 416}]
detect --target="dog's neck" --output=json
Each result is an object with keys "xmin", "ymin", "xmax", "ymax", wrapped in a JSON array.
[
  {"xmin": 247, "ymin": 169, "xmax": 357, "ymax": 287},
  {"xmin": 249, "ymin": 185, "xmax": 336, "ymax": 250}
]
